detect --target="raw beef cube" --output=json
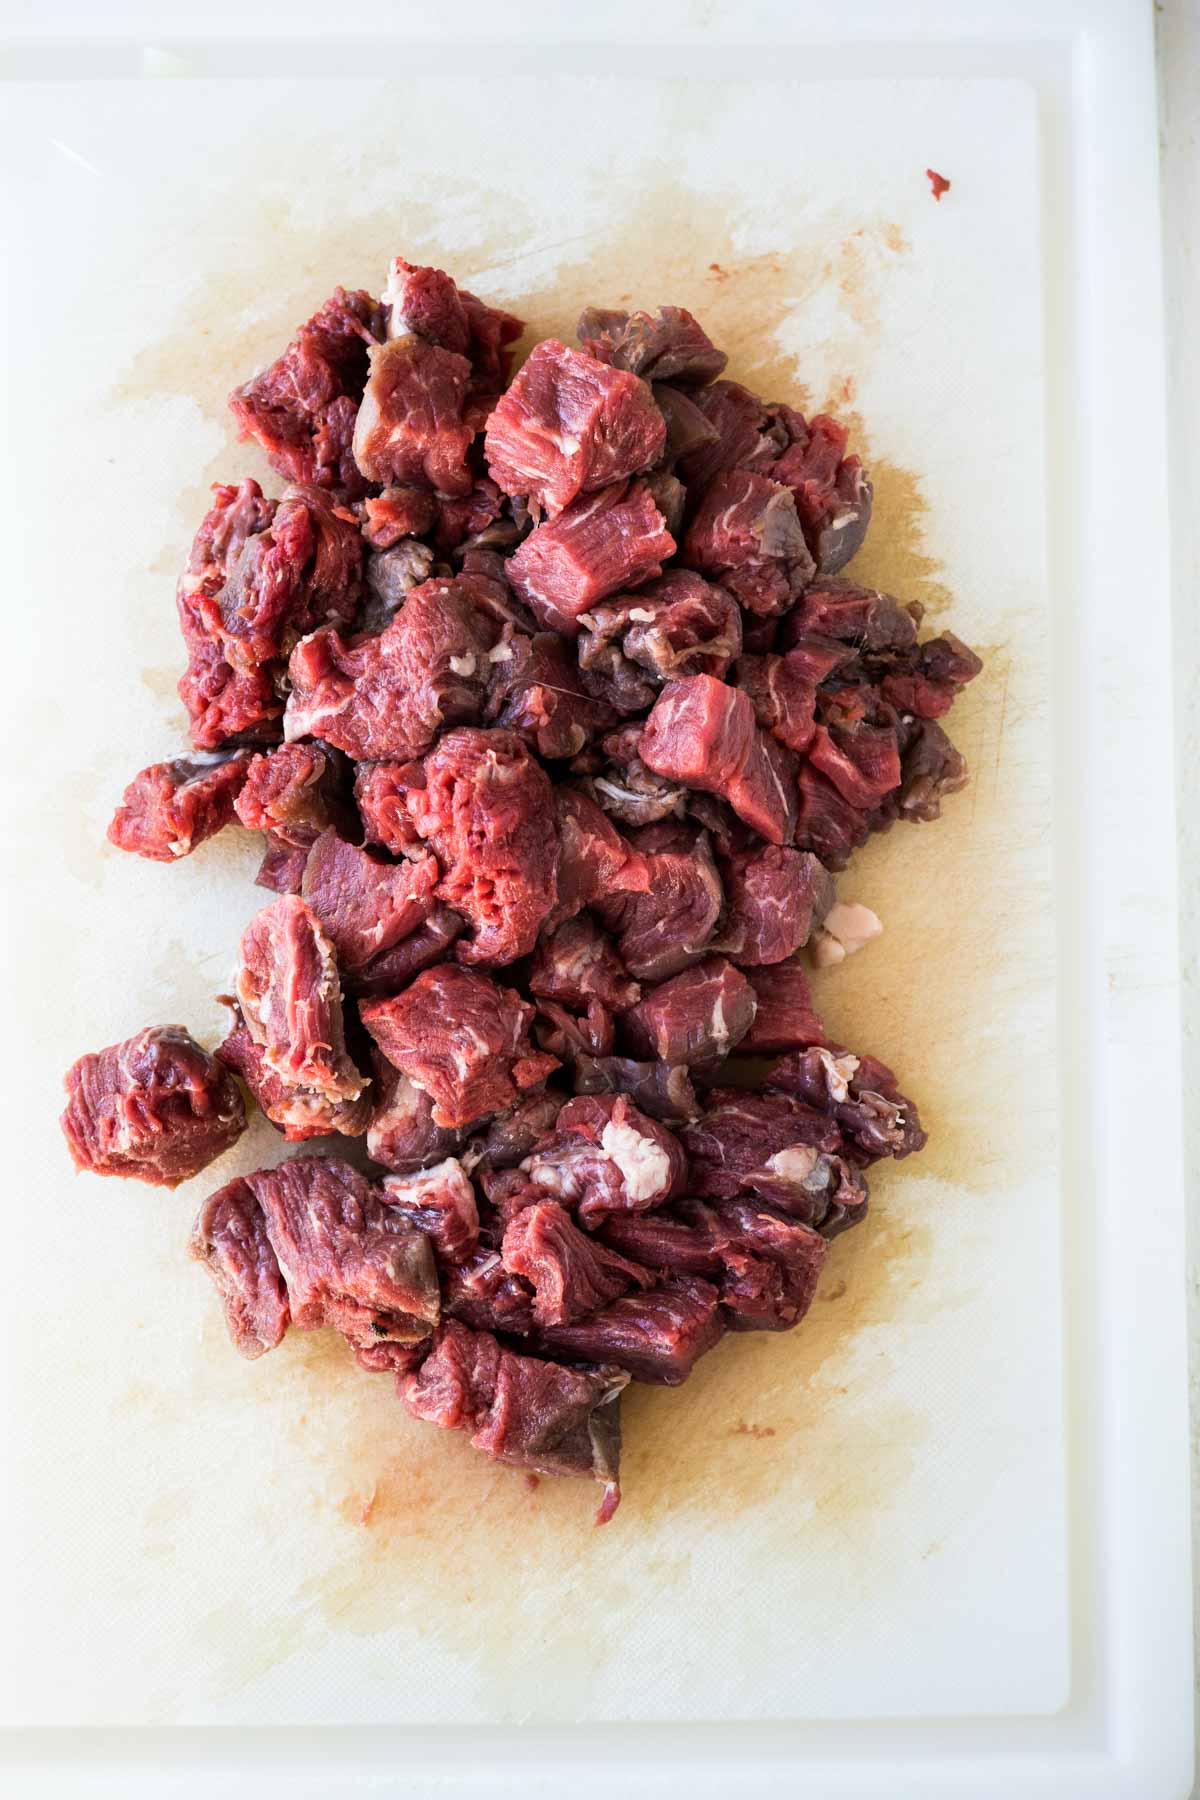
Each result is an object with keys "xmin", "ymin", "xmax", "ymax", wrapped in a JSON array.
[
  {"xmin": 714, "ymin": 845, "xmax": 834, "ymax": 965},
  {"xmin": 593, "ymin": 817, "xmax": 723, "ymax": 981},
  {"xmin": 639, "ymin": 674, "xmax": 798, "ymax": 845},
  {"xmin": 892, "ymin": 717, "xmax": 969, "ymax": 822},
  {"xmin": 177, "ymin": 478, "xmax": 276, "ymax": 625},
  {"xmin": 485, "ymin": 338, "xmax": 665, "ymax": 517},
  {"xmin": 735, "ymin": 651, "xmax": 819, "ymax": 753},
  {"xmin": 576, "ymin": 305, "xmax": 727, "ymax": 385},
  {"xmin": 190, "ymin": 1178, "xmax": 290, "ymax": 1359},
  {"xmin": 217, "ymin": 1002, "xmax": 370, "ymax": 1141},
  {"xmin": 653, "ymin": 382, "xmax": 722, "ymax": 462},
  {"xmin": 879, "ymin": 631, "xmax": 983, "ymax": 719},
  {"xmin": 363, "ymin": 484, "xmax": 438, "ymax": 548},
  {"xmin": 599, "ymin": 1202, "xmax": 727, "ymax": 1278},
  {"xmin": 533, "ymin": 997, "xmax": 615, "ymax": 1060},
  {"xmin": 235, "ymin": 742, "xmax": 353, "ymax": 892},
  {"xmin": 709, "ymin": 1201, "xmax": 829, "ymax": 1330},
  {"xmin": 178, "ymin": 636, "xmax": 283, "ymax": 751},
  {"xmin": 793, "ymin": 765, "xmax": 874, "ymax": 869},
  {"xmin": 766, "ymin": 1046, "xmax": 927, "ymax": 1163},
  {"xmin": 300, "ymin": 829, "xmax": 438, "ymax": 972},
  {"xmin": 245, "ymin": 1157, "xmax": 439, "ymax": 1353},
  {"xmin": 763, "ymin": 412, "xmax": 873, "ymax": 574},
  {"xmin": 61, "ymin": 1026, "xmax": 245, "ymax": 1187},
  {"xmin": 254, "ymin": 838, "xmax": 311, "ymax": 895},
  {"xmin": 384, "ymin": 258, "xmax": 523, "ymax": 393},
  {"xmin": 360, "ymin": 964, "xmax": 557, "ymax": 1128},
  {"xmin": 538, "ymin": 1276, "xmax": 725, "ymax": 1385},
  {"xmin": 405, "ymin": 728, "xmax": 558, "ymax": 965},
  {"xmin": 366, "ymin": 1055, "xmax": 466, "ymax": 1172},
  {"xmin": 441, "ymin": 1249, "xmax": 536, "ymax": 1337},
  {"xmin": 681, "ymin": 1089, "xmax": 841, "ymax": 1201},
  {"xmin": 622, "ymin": 956, "xmax": 756, "ymax": 1067},
  {"xmin": 573, "ymin": 1054, "xmax": 699, "ymax": 1124},
  {"xmin": 549, "ymin": 787, "xmax": 651, "ymax": 926},
  {"xmin": 676, "ymin": 380, "xmax": 770, "ymax": 492},
  {"xmin": 108, "ymin": 751, "xmax": 251, "ymax": 861},
  {"xmin": 519, "ymin": 1093, "xmax": 686, "ymax": 1226},
  {"xmin": 284, "ymin": 577, "xmax": 497, "ymax": 760},
  {"xmin": 346, "ymin": 905, "xmax": 465, "ymax": 1000},
  {"xmin": 735, "ymin": 1148, "xmax": 869, "ymax": 1236},
  {"xmin": 577, "ymin": 569, "xmax": 742, "ymax": 714},
  {"xmin": 506, "ymin": 481, "xmax": 675, "ymax": 635},
  {"xmin": 779, "ymin": 578, "xmax": 919, "ymax": 654},
  {"xmin": 469, "ymin": 1092, "xmax": 568, "ymax": 1171},
  {"xmin": 484, "ymin": 629, "xmax": 617, "ymax": 759},
  {"xmin": 681, "ymin": 469, "xmax": 815, "ymax": 616},
  {"xmin": 235, "ymin": 895, "xmax": 366, "ymax": 1103},
  {"xmin": 501, "ymin": 1200, "xmax": 651, "ymax": 1327},
  {"xmin": 529, "ymin": 915, "xmax": 641, "ymax": 1013},
  {"xmin": 381, "ymin": 1158, "xmax": 480, "ymax": 1264},
  {"xmin": 352, "ymin": 335, "xmax": 476, "ymax": 496},
  {"xmin": 398, "ymin": 1319, "xmax": 626, "ymax": 1521},
  {"xmin": 229, "ymin": 287, "xmax": 383, "ymax": 498},
  {"xmin": 353, "ymin": 758, "xmax": 427, "ymax": 856},
  {"xmin": 739, "ymin": 965, "xmax": 827, "ymax": 1054},
  {"xmin": 808, "ymin": 723, "xmax": 901, "ymax": 809}
]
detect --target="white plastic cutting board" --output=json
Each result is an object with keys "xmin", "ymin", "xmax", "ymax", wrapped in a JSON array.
[{"xmin": 0, "ymin": 4, "xmax": 1190, "ymax": 1796}]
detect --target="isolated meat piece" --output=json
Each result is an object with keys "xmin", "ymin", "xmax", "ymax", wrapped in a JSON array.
[
  {"xmin": 577, "ymin": 305, "xmax": 727, "ymax": 386},
  {"xmin": 808, "ymin": 722, "xmax": 901, "ymax": 809},
  {"xmin": 529, "ymin": 915, "xmax": 641, "ymax": 1013},
  {"xmin": 577, "ymin": 569, "xmax": 742, "ymax": 716},
  {"xmin": 353, "ymin": 758, "xmax": 426, "ymax": 856},
  {"xmin": 381, "ymin": 1158, "xmax": 479, "ymax": 1263},
  {"xmin": 573, "ymin": 1054, "xmax": 699, "ymax": 1124},
  {"xmin": 779, "ymin": 578, "xmax": 919, "ymax": 655},
  {"xmin": 399, "ymin": 1319, "xmax": 626, "ymax": 1520},
  {"xmin": 178, "ymin": 636, "xmax": 284, "ymax": 750},
  {"xmin": 484, "ymin": 630, "xmax": 617, "ymax": 759},
  {"xmin": 739, "ymin": 965, "xmax": 827, "ymax": 1054},
  {"xmin": 216, "ymin": 1002, "xmax": 370, "ymax": 1141},
  {"xmin": 229, "ymin": 287, "xmax": 382, "ymax": 498},
  {"xmin": 714, "ymin": 845, "xmax": 834, "ymax": 965},
  {"xmin": 190, "ymin": 1178, "xmax": 291, "ymax": 1360},
  {"xmin": 810, "ymin": 899, "xmax": 884, "ymax": 969},
  {"xmin": 363, "ymin": 485, "xmax": 438, "ymax": 548},
  {"xmin": 639, "ymin": 674, "xmax": 798, "ymax": 845},
  {"xmin": 485, "ymin": 338, "xmax": 665, "ymax": 516},
  {"xmin": 501, "ymin": 1200, "xmax": 651, "ymax": 1327},
  {"xmin": 506, "ymin": 481, "xmax": 675, "ymax": 635},
  {"xmin": 235, "ymin": 894, "xmax": 366, "ymax": 1103},
  {"xmin": 405, "ymin": 728, "xmax": 558, "ymax": 964},
  {"xmin": 793, "ymin": 765, "xmax": 874, "ymax": 869},
  {"xmin": 365, "ymin": 1055, "xmax": 466, "ymax": 1171},
  {"xmin": 246, "ymin": 1157, "xmax": 439, "ymax": 1353},
  {"xmin": 351, "ymin": 335, "xmax": 476, "ymax": 497},
  {"xmin": 441, "ymin": 1249, "xmax": 536, "ymax": 1336},
  {"xmin": 284, "ymin": 577, "xmax": 497, "ymax": 759},
  {"xmin": 681, "ymin": 1089, "xmax": 841, "ymax": 1201},
  {"xmin": 681, "ymin": 469, "xmax": 815, "ymax": 616},
  {"xmin": 767, "ymin": 1046, "xmax": 926, "ymax": 1163},
  {"xmin": 879, "ymin": 630, "xmax": 983, "ymax": 719},
  {"xmin": 346, "ymin": 905, "xmax": 465, "ymax": 1000},
  {"xmin": 533, "ymin": 997, "xmax": 614, "ymax": 1060},
  {"xmin": 469, "ymin": 1092, "xmax": 567, "ymax": 1171},
  {"xmin": 622, "ymin": 957, "xmax": 756, "ymax": 1067},
  {"xmin": 677, "ymin": 380, "xmax": 770, "ymax": 492},
  {"xmin": 360, "ymin": 964, "xmax": 557, "ymax": 1128},
  {"xmin": 593, "ymin": 818, "xmax": 723, "ymax": 981},
  {"xmin": 538, "ymin": 1276, "xmax": 725, "ymax": 1385},
  {"xmin": 549, "ymin": 786, "xmax": 651, "ymax": 926},
  {"xmin": 520, "ymin": 1093, "xmax": 686, "ymax": 1225},
  {"xmin": 735, "ymin": 651, "xmax": 819, "ymax": 753},
  {"xmin": 300, "ymin": 829, "xmax": 438, "ymax": 971},
  {"xmin": 61, "ymin": 1026, "xmax": 245, "ymax": 1187},
  {"xmin": 108, "ymin": 751, "xmax": 252, "ymax": 861}
]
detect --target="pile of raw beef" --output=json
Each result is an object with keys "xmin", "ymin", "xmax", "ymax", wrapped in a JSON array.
[{"xmin": 61, "ymin": 256, "xmax": 981, "ymax": 1522}]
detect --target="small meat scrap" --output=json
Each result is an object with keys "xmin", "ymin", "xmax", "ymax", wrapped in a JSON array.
[
  {"xmin": 767, "ymin": 1045, "xmax": 926, "ymax": 1163},
  {"xmin": 284, "ymin": 576, "xmax": 497, "ymax": 760},
  {"xmin": 622, "ymin": 957, "xmax": 757, "ymax": 1067},
  {"xmin": 62, "ymin": 1026, "xmax": 246, "ymax": 1186},
  {"xmin": 404, "ymin": 728, "xmax": 558, "ymax": 965},
  {"xmin": 506, "ymin": 480, "xmax": 675, "ymax": 635},
  {"xmin": 573, "ymin": 1054, "xmax": 699, "ymax": 1124},
  {"xmin": 577, "ymin": 304, "xmax": 728, "ymax": 386},
  {"xmin": 538, "ymin": 1276, "xmax": 725, "ymax": 1385},
  {"xmin": 381, "ymin": 1158, "xmax": 480, "ymax": 1264},
  {"xmin": 360, "ymin": 964, "xmax": 557, "ymax": 1128},
  {"xmin": 468, "ymin": 1091, "xmax": 567, "ymax": 1171},
  {"xmin": 715, "ymin": 845, "xmax": 834, "ymax": 964},
  {"xmin": 235, "ymin": 741, "xmax": 353, "ymax": 893},
  {"xmin": 501, "ymin": 1200, "xmax": 651, "ymax": 1327},
  {"xmin": 519, "ymin": 1092, "xmax": 686, "ymax": 1225},
  {"xmin": 108, "ymin": 751, "xmax": 252, "ymax": 862},
  {"xmin": 235, "ymin": 894, "xmax": 366, "ymax": 1104},
  {"xmin": 485, "ymin": 337, "xmax": 666, "ymax": 517},
  {"xmin": 758, "ymin": 411, "xmax": 873, "ymax": 575},
  {"xmin": 217, "ymin": 1001, "xmax": 371, "ymax": 1142},
  {"xmin": 681, "ymin": 469, "xmax": 815, "ymax": 615},
  {"xmin": 528, "ymin": 915, "xmax": 641, "ymax": 1013},
  {"xmin": 639, "ymin": 675, "xmax": 798, "ymax": 845},
  {"xmin": 352, "ymin": 335, "xmax": 476, "ymax": 497},
  {"xmin": 245, "ymin": 1157, "xmax": 440, "ymax": 1353},
  {"xmin": 398, "ymin": 1319, "xmax": 627, "ymax": 1523},
  {"xmin": 366, "ymin": 1055, "xmax": 466, "ymax": 1172},
  {"xmin": 593, "ymin": 818, "xmax": 723, "ymax": 981},
  {"xmin": 229, "ymin": 287, "xmax": 383, "ymax": 498},
  {"xmin": 484, "ymin": 630, "xmax": 617, "ymax": 759},
  {"xmin": 362, "ymin": 484, "xmax": 438, "ymax": 548},
  {"xmin": 735, "ymin": 651, "xmax": 819, "ymax": 754},
  {"xmin": 300, "ymin": 829, "xmax": 438, "ymax": 971},
  {"xmin": 190, "ymin": 1177, "xmax": 290, "ymax": 1359},
  {"xmin": 926, "ymin": 167, "xmax": 951, "ymax": 201},
  {"xmin": 441, "ymin": 1249, "xmax": 536, "ymax": 1337},
  {"xmin": 739, "ymin": 965, "xmax": 827, "ymax": 1055}
]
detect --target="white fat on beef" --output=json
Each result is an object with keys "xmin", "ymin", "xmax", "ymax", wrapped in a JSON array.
[
  {"xmin": 600, "ymin": 1118, "xmax": 672, "ymax": 1202},
  {"xmin": 763, "ymin": 1144, "xmax": 819, "ymax": 1184},
  {"xmin": 817, "ymin": 1049, "xmax": 860, "ymax": 1103},
  {"xmin": 810, "ymin": 901, "xmax": 883, "ymax": 969}
]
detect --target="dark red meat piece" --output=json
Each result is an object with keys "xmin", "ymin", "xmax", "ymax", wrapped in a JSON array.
[
  {"xmin": 779, "ymin": 578, "xmax": 919, "ymax": 654},
  {"xmin": 890, "ymin": 717, "xmax": 969, "ymax": 823},
  {"xmin": 351, "ymin": 335, "xmax": 475, "ymax": 497},
  {"xmin": 593, "ymin": 817, "xmax": 723, "ymax": 981},
  {"xmin": 501, "ymin": 1200, "xmax": 651, "ymax": 1327},
  {"xmin": 681, "ymin": 469, "xmax": 815, "ymax": 616},
  {"xmin": 549, "ymin": 786, "xmax": 651, "ymax": 926},
  {"xmin": 235, "ymin": 894, "xmax": 366, "ymax": 1103},
  {"xmin": 577, "ymin": 305, "xmax": 726, "ymax": 386},
  {"xmin": 300, "ymin": 829, "xmax": 438, "ymax": 972},
  {"xmin": 190, "ymin": 1177, "xmax": 290, "ymax": 1359},
  {"xmin": 766, "ymin": 1045, "xmax": 927, "ymax": 1163},
  {"xmin": 639, "ymin": 674, "xmax": 798, "ymax": 845},
  {"xmin": 441, "ymin": 1250, "xmax": 536, "ymax": 1337},
  {"xmin": 677, "ymin": 379, "xmax": 769, "ymax": 492},
  {"xmin": 577, "ymin": 569, "xmax": 742, "ymax": 715},
  {"xmin": 365, "ymin": 1053, "xmax": 466, "ymax": 1172},
  {"xmin": 735, "ymin": 651, "xmax": 819, "ymax": 753},
  {"xmin": 538, "ymin": 1276, "xmax": 725, "ymax": 1385},
  {"xmin": 518, "ymin": 1093, "xmax": 686, "ymax": 1226},
  {"xmin": 878, "ymin": 631, "xmax": 983, "ymax": 720},
  {"xmin": 528, "ymin": 915, "xmax": 641, "ymax": 1013},
  {"xmin": 469, "ymin": 1091, "xmax": 567, "ymax": 1171},
  {"xmin": 573, "ymin": 1054, "xmax": 699, "ymax": 1124},
  {"xmin": 808, "ymin": 722, "xmax": 901, "ymax": 809},
  {"xmin": 216, "ymin": 1001, "xmax": 370, "ymax": 1141},
  {"xmin": 61, "ymin": 1026, "xmax": 245, "ymax": 1187},
  {"xmin": 653, "ymin": 381, "xmax": 721, "ymax": 462},
  {"xmin": 484, "ymin": 630, "xmax": 617, "ymax": 759},
  {"xmin": 622, "ymin": 957, "xmax": 756, "ymax": 1066},
  {"xmin": 108, "ymin": 751, "xmax": 251, "ymax": 862},
  {"xmin": 793, "ymin": 764, "xmax": 874, "ymax": 869},
  {"xmin": 739, "ymin": 965, "xmax": 827, "ymax": 1055},
  {"xmin": 681, "ymin": 1089, "xmax": 841, "ymax": 1201},
  {"xmin": 533, "ymin": 997, "xmax": 615, "ymax": 1060},
  {"xmin": 345, "ymin": 905, "xmax": 465, "ymax": 1000},
  {"xmin": 760, "ymin": 411, "xmax": 873, "ymax": 574},
  {"xmin": 714, "ymin": 844, "xmax": 834, "ymax": 964},
  {"xmin": 381, "ymin": 1157, "xmax": 479, "ymax": 1264},
  {"xmin": 506, "ymin": 481, "xmax": 675, "ymax": 635}
]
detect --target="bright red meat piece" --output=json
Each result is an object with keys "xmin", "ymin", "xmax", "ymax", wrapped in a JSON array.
[
  {"xmin": 300, "ymin": 829, "xmax": 438, "ymax": 971},
  {"xmin": 622, "ymin": 956, "xmax": 756, "ymax": 1067},
  {"xmin": 235, "ymin": 894, "xmax": 366, "ymax": 1104},
  {"xmin": 108, "ymin": 751, "xmax": 252, "ymax": 862},
  {"xmin": 638, "ymin": 674, "xmax": 798, "ymax": 845},
  {"xmin": 548, "ymin": 786, "xmax": 651, "ymax": 926},
  {"xmin": 593, "ymin": 817, "xmax": 723, "ymax": 981},
  {"xmin": 681, "ymin": 468, "xmax": 815, "ymax": 616},
  {"xmin": 500, "ymin": 1200, "xmax": 651, "ymax": 1327},
  {"xmin": 506, "ymin": 480, "xmax": 675, "ymax": 634},
  {"xmin": 190, "ymin": 1177, "xmax": 291, "ymax": 1359},
  {"xmin": 217, "ymin": 1001, "xmax": 370, "ymax": 1142},
  {"xmin": 352, "ymin": 335, "xmax": 477, "ymax": 497},
  {"xmin": 62, "ymin": 1026, "xmax": 246, "ymax": 1186}
]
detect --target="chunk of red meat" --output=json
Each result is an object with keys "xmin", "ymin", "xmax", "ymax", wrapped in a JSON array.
[
  {"xmin": 593, "ymin": 817, "xmax": 723, "ymax": 980},
  {"xmin": 399, "ymin": 1319, "xmax": 626, "ymax": 1520},
  {"xmin": 533, "ymin": 997, "xmax": 615, "ymax": 1060},
  {"xmin": 808, "ymin": 722, "xmax": 901, "ymax": 809},
  {"xmin": 362, "ymin": 485, "xmax": 438, "ymax": 548},
  {"xmin": 61, "ymin": 1026, "xmax": 245, "ymax": 1187},
  {"xmin": 458, "ymin": 288, "xmax": 525, "ymax": 394},
  {"xmin": 484, "ymin": 630, "xmax": 617, "ymax": 759},
  {"xmin": 236, "ymin": 743, "xmax": 353, "ymax": 894},
  {"xmin": 229, "ymin": 288, "xmax": 383, "ymax": 498},
  {"xmin": 779, "ymin": 578, "xmax": 919, "ymax": 654},
  {"xmin": 468, "ymin": 1091, "xmax": 567, "ymax": 1171},
  {"xmin": 235, "ymin": 894, "xmax": 366, "ymax": 1103},
  {"xmin": 346, "ymin": 904, "xmax": 465, "ymax": 1000},
  {"xmin": 485, "ymin": 338, "xmax": 665, "ymax": 517},
  {"xmin": 403, "ymin": 727, "xmax": 557, "ymax": 965},
  {"xmin": 108, "ymin": 751, "xmax": 251, "ymax": 861},
  {"xmin": 760, "ymin": 411, "xmax": 873, "ymax": 574},
  {"xmin": 681, "ymin": 468, "xmax": 815, "ymax": 616},
  {"xmin": 879, "ymin": 631, "xmax": 983, "ymax": 719},
  {"xmin": 519, "ymin": 1093, "xmax": 686, "ymax": 1226},
  {"xmin": 538, "ymin": 1275, "xmax": 725, "ymax": 1385},
  {"xmin": 299, "ymin": 829, "xmax": 437, "ymax": 972},
  {"xmin": 431, "ymin": 478, "xmax": 505, "ymax": 554},
  {"xmin": 351, "ymin": 335, "xmax": 475, "ymax": 497},
  {"xmin": 549, "ymin": 786, "xmax": 650, "ymax": 927},
  {"xmin": 190, "ymin": 1177, "xmax": 290, "ymax": 1359},
  {"xmin": 622, "ymin": 957, "xmax": 756, "ymax": 1066},
  {"xmin": 501, "ymin": 1200, "xmax": 651, "ymax": 1327},
  {"xmin": 577, "ymin": 569, "xmax": 742, "ymax": 714},
  {"xmin": 216, "ymin": 1001, "xmax": 370, "ymax": 1141},
  {"xmin": 246, "ymin": 1157, "xmax": 439, "ymax": 1354},
  {"xmin": 735, "ymin": 651, "xmax": 819, "ymax": 753},
  {"xmin": 528, "ymin": 915, "xmax": 640, "ymax": 1013},
  {"xmin": 254, "ymin": 837, "xmax": 311, "ymax": 894},
  {"xmin": 573, "ymin": 1054, "xmax": 699, "ymax": 1124},
  {"xmin": 676, "ymin": 380, "xmax": 769, "ymax": 492},
  {"xmin": 365, "ymin": 1053, "xmax": 466, "ymax": 1171},
  {"xmin": 177, "ymin": 478, "xmax": 275, "ymax": 618},
  {"xmin": 353, "ymin": 758, "xmax": 426, "ymax": 856},
  {"xmin": 639, "ymin": 674, "xmax": 798, "ymax": 844},
  {"xmin": 653, "ymin": 381, "xmax": 721, "ymax": 462},
  {"xmin": 739, "ymin": 965, "xmax": 827, "ymax": 1054},
  {"xmin": 381, "ymin": 1157, "xmax": 479, "ymax": 1264},
  {"xmin": 714, "ymin": 844, "xmax": 834, "ymax": 965},
  {"xmin": 383, "ymin": 258, "xmax": 524, "ymax": 393},
  {"xmin": 178, "ymin": 636, "xmax": 283, "ymax": 750},
  {"xmin": 284, "ymin": 577, "xmax": 497, "ymax": 759},
  {"xmin": 793, "ymin": 764, "xmax": 874, "ymax": 869},
  {"xmin": 766, "ymin": 1045, "xmax": 927, "ymax": 1163},
  {"xmin": 681, "ymin": 1089, "xmax": 841, "ymax": 1201},
  {"xmin": 890, "ymin": 716, "xmax": 969, "ymax": 823},
  {"xmin": 576, "ymin": 304, "xmax": 727, "ymax": 385},
  {"xmin": 441, "ymin": 1249, "xmax": 536, "ymax": 1337},
  {"xmin": 360, "ymin": 964, "xmax": 557, "ymax": 1128},
  {"xmin": 506, "ymin": 480, "xmax": 675, "ymax": 635}
]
